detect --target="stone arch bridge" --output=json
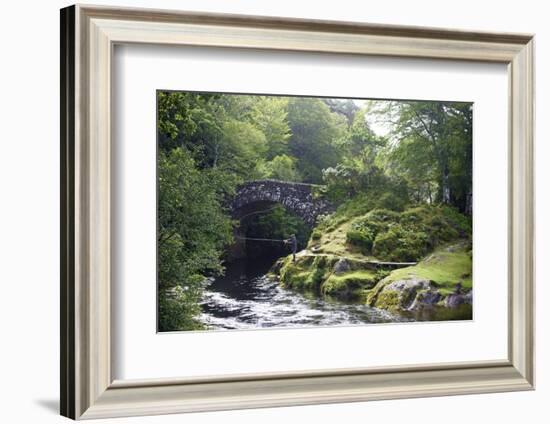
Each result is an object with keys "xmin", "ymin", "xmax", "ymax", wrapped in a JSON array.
[{"xmin": 231, "ymin": 179, "xmax": 334, "ymax": 226}]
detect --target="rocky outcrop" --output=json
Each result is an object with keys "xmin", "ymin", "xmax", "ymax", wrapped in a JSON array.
[
  {"xmin": 408, "ymin": 289, "xmax": 443, "ymax": 310},
  {"xmin": 445, "ymin": 291, "xmax": 473, "ymax": 308},
  {"xmin": 332, "ymin": 258, "xmax": 351, "ymax": 275},
  {"xmin": 367, "ymin": 276, "xmax": 473, "ymax": 314},
  {"xmin": 367, "ymin": 278, "xmax": 433, "ymax": 311}
]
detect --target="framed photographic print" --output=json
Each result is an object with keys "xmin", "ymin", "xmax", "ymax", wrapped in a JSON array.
[{"xmin": 61, "ymin": 4, "xmax": 534, "ymax": 420}]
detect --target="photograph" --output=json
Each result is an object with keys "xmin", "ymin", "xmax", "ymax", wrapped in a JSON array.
[{"xmin": 157, "ymin": 91, "xmax": 473, "ymax": 332}]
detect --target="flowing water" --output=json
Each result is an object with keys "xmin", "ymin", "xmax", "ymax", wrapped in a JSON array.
[{"xmin": 199, "ymin": 256, "xmax": 408, "ymax": 330}]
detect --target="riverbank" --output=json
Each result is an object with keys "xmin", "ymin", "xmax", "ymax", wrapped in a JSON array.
[{"xmin": 272, "ymin": 203, "xmax": 473, "ymax": 320}]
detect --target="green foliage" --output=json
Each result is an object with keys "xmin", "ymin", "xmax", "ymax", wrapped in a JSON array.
[
  {"xmin": 217, "ymin": 118, "xmax": 267, "ymax": 178},
  {"xmin": 157, "ymin": 91, "xmax": 222, "ymax": 165},
  {"xmin": 379, "ymin": 101, "xmax": 473, "ymax": 212},
  {"xmin": 157, "ymin": 147, "xmax": 234, "ymax": 331},
  {"xmin": 244, "ymin": 205, "xmax": 310, "ymax": 249},
  {"xmin": 440, "ymin": 205, "xmax": 472, "ymax": 236},
  {"xmin": 321, "ymin": 109, "xmax": 408, "ymax": 206},
  {"xmin": 255, "ymin": 154, "xmax": 302, "ymax": 181},
  {"xmin": 346, "ymin": 228, "xmax": 375, "ymax": 253},
  {"xmin": 157, "ymin": 92, "xmax": 290, "ymax": 182},
  {"xmin": 345, "ymin": 205, "xmax": 471, "ymax": 262},
  {"xmin": 322, "ymin": 163, "xmax": 363, "ymax": 201},
  {"xmin": 287, "ymin": 97, "xmax": 346, "ymax": 183},
  {"xmin": 316, "ymin": 194, "xmax": 374, "ymax": 233},
  {"xmin": 375, "ymin": 191, "xmax": 408, "ymax": 212},
  {"xmin": 372, "ymin": 224, "xmax": 430, "ymax": 262},
  {"xmin": 311, "ymin": 229, "xmax": 322, "ymax": 240},
  {"xmin": 158, "ymin": 282, "xmax": 204, "ymax": 332},
  {"xmin": 249, "ymin": 96, "xmax": 292, "ymax": 159}
]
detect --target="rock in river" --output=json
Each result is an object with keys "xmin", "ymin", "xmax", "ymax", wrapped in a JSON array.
[
  {"xmin": 445, "ymin": 291, "xmax": 473, "ymax": 308},
  {"xmin": 407, "ymin": 289, "xmax": 442, "ymax": 310},
  {"xmin": 369, "ymin": 278, "xmax": 434, "ymax": 311}
]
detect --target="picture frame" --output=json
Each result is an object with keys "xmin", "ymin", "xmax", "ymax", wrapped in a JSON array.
[{"xmin": 60, "ymin": 4, "xmax": 534, "ymax": 420}]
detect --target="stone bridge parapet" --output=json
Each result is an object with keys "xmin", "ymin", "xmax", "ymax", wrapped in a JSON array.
[{"xmin": 231, "ymin": 179, "xmax": 333, "ymax": 226}]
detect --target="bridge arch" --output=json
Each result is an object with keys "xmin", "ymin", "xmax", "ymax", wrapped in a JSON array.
[
  {"xmin": 228, "ymin": 180, "xmax": 333, "ymax": 259},
  {"xmin": 231, "ymin": 179, "xmax": 333, "ymax": 226}
]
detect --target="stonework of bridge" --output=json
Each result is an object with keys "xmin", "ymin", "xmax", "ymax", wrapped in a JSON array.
[{"xmin": 231, "ymin": 179, "xmax": 334, "ymax": 226}]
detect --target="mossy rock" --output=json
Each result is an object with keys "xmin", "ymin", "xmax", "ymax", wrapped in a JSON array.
[
  {"xmin": 278, "ymin": 254, "xmax": 334, "ymax": 291},
  {"xmin": 386, "ymin": 244, "xmax": 472, "ymax": 294},
  {"xmin": 364, "ymin": 242, "xmax": 472, "ymax": 313},
  {"xmin": 408, "ymin": 289, "xmax": 443, "ymax": 310},
  {"xmin": 321, "ymin": 270, "xmax": 377, "ymax": 299},
  {"xmin": 269, "ymin": 257, "xmax": 286, "ymax": 274},
  {"xmin": 278, "ymin": 251, "xmax": 383, "ymax": 300},
  {"xmin": 373, "ymin": 290, "xmax": 402, "ymax": 311},
  {"xmin": 369, "ymin": 279, "xmax": 433, "ymax": 311},
  {"xmin": 366, "ymin": 279, "xmax": 389, "ymax": 306}
]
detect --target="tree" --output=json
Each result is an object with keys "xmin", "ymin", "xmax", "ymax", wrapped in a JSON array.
[
  {"xmin": 255, "ymin": 154, "xmax": 302, "ymax": 181},
  {"xmin": 287, "ymin": 98, "xmax": 346, "ymax": 183},
  {"xmin": 214, "ymin": 118, "xmax": 267, "ymax": 179},
  {"xmin": 322, "ymin": 108, "xmax": 390, "ymax": 202},
  {"xmin": 157, "ymin": 148, "xmax": 234, "ymax": 331},
  {"xmin": 157, "ymin": 91, "xmax": 222, "ymax": 166},
  {"xmin": 323, "ymin": 98, "xmax": 360, "ymax": 126},
  {"xmin": 382, "ymin": 101, "xmax": 472, "ymax": 212},
  {"xmin": 250, "ymin": 96, "xmax": 291, "ymax": 159}
]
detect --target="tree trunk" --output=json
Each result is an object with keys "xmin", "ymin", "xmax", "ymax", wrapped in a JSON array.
[{"xmin": 441, "ymin": 165, "xmax": 451, "ymax": 204}]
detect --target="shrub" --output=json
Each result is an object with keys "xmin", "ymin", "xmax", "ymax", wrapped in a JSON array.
[
  {"xmin": 345, "ymin": 208, "xmax": 399, "ymax": 254},
  {"xmin": 311, "ymin": 229, "xmax": 322, "ymax": 240},
  {"xmin": 374, "ymin": 191, "xmax": 408, "ymax": 212},
  {"xmin": 346, "ymin": 229, "xmax": 374, "ymax": 253},
  {"xmin": 367, "ymin": 208, "xmax": 400, "ymax": 223},
  {"xmin": 158, "ymin": 277, "xmax": 205, "ymax": 332},
  {"xmin": 440, "ymin": 205, "xmax": 472, "ymax": 236},
  {"xmin": 354, "ymin": 205, "xmax": 470, "ymax": 262}
]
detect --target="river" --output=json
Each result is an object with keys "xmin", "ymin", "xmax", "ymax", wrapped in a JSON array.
[{"xmin": 199, "ymin": 255, "xmax": 408, "ymax": 330}]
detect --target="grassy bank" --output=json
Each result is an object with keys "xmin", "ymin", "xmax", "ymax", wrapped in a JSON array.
[{"xmin": 274, "ymin": 201, "xmax": 472, "ymax": 315}]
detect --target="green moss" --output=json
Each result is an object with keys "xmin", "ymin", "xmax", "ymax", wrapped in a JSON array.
[
  {"xmin": 279, "ymin": 254, "xmax": 333, "ymax": 291},
  {"xmin": 342, "ymin": 205, "xmax": 471, "ymax": 262},
  {"xmin": 366, "ymin": 280, "xmax": 389, "ymax": 306},
  {"xmin": 311, "ymin": 229, "xmax": 322, "ymax": 240},
  {"xmin": 373, "ymin": 290, "xmax": 402, "ymax": 311},
  {"xmin": 278, "ymin": 251, "xmax": 384, "ymax": 300},
  {"xmin": 385, "ymin": 244, "xmax": 472, "ymax": 293},
  {"xmin": 321, "ymin": 270, "xmax": 377, "ymax": 298},
  {"xmin": 311, "ymin": 222, "xmax": 365, "ymax": 258}
]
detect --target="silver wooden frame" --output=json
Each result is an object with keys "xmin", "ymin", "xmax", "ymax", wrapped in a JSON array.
[{"xmin": 60, "ymin": 4, "xmax": 535, "ymax": 420}]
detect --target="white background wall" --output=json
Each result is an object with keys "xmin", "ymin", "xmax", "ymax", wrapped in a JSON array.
[{"xmin": 0, "ymin": 0, "xmax": 546, "ymax": 422}]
